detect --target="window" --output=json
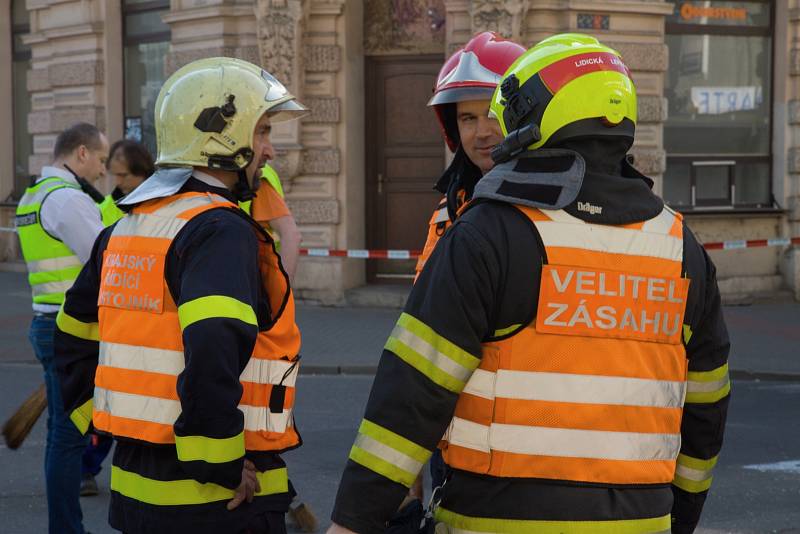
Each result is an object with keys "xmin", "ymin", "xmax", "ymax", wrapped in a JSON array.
[
  {"xmin": 663, "ymin": 1, "xmax": 773, "ymax": 210},
  {"xmin": 11, "ymin": 0, "xmax": 32, "ymax": 200},
  {"xmin": 123, "ymin": 0, "xmax": 170, "ymax": 158}
]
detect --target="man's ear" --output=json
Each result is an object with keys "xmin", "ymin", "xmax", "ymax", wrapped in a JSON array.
[{"xmin": 76, "ymin": 144, "xmax": 88, "ymax": 163}]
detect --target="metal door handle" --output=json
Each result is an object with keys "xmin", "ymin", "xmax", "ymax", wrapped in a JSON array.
[{"xmin": 377, "ymin": 173, "xmax": 384, "ymax": 195}]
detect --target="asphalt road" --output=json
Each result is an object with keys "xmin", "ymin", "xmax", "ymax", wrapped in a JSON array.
[{"xmin": 1, "ymin": 364, "xmax": 799, "ymax": 533}]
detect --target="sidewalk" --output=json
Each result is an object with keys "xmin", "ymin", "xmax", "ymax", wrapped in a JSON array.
[{"xmin": 2, "ymin": 271, "xmax": 799, "ymax": 379}]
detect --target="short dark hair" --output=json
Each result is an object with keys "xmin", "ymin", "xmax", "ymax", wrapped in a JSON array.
[
  {"xmin": 107, "ymin": 139, "xmax": 155, "ymax": 179},
  {"xmin": 53, "ymin": 122, "xmax": 104, "ymax": 159}
]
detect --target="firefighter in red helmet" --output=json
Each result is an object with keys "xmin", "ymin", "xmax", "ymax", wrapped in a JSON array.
[{"xmin": 415, "ymin": 32, "xmax": 526, "ymax": 279}]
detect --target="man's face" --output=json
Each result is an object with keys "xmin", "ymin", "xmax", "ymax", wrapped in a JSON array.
[
  {"xmin": 456, "ymin": 99, "xmax": 504, "ymax": 175},
  {"xmin": 108, "ymin": 154, "xmax": 146, "ymax": 195},
  {"xmin": 75, "ymin": 133, "xmax": 109, "ymax": 182},
  {"xmin": 246, "ymin": 113, "xmax": 275, "ymax": 180}
]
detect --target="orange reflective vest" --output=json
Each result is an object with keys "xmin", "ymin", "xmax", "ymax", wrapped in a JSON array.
[
  {"xmin": 415, "ymin": 191, "xmax": 468, "ymax": 279},
  {"xmin": 441, "ymin": 205, "xmax": 690, "ymax": 485},
  {"xmin": 94, "ymin": 191, "xmax": 301, "ymax": 452}
]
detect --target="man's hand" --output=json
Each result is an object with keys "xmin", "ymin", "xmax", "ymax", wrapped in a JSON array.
[
  {"xmin": 326, "ymin": 523, "xmax": 357, "ymax": 534},
  {"xmin": 227, "ymin": 459, "xmax": 261, "ymax": 511}
]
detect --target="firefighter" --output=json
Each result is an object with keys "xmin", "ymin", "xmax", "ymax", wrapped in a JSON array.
[
  {"xmin": 415, "ymin": 32, "xmax": 526, "ymax": 278},
  {"xmin": 329, "ymin": 33, "xmax": 730, "ymax": 534},
  {"xmin": 54, "ymin": 57, "xmax": 306, "ymax": 533}
]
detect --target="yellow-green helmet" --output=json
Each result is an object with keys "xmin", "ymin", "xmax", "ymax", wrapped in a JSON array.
[
  {"xmin": 490, "ymin": 33, "xmax": 636, "ymax": 159},
  {"xmin": 154, "ymin": 57, "xmax": 306, "ymax": 171}
]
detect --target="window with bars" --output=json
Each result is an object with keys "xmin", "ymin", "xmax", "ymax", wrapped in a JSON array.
[
  {"xmin": 663, "ymin": 1, "xmax": 774, "ymax": 210},
  {"xmin": 11, "ymin": 0, "xmax": 33, "ymax": 200}
]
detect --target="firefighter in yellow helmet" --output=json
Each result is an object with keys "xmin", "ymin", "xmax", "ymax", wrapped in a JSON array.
[
  {"xmin": 55, "ymin": 57, "xmax": 306, "ymax": 533},
  {"xmin": 329, "ymin": 34, "xmax": 730, "ymax": 534}
]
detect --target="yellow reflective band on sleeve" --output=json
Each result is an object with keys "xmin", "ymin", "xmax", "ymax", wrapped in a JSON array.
[
  {"xmin": 348, "ymin": 419, "xmax": 431, "ymax": 488},
  {"xmin": 56, "ymin": 308, "xmax": 99, "ymax": 341},
  {"xmin": 178, "ymin": 295, "xmax": 258, "ymax": 330},
  {"xmin": 69, "ymin": 398, "xmax": 93, "ymax": 435},
  {"xmin": 686, "ymin": 363, "xmax": 730, "ymax": 404},
  {"xmin": 110, "ymin": 465, "xmax": 288, "ymax": 506},
  {"xmin": 493, "ymin": 324, "xmax": 522, "ymax": 338},
  {"xmin": 683, "ymin": 324, "xmax": 692, "ymax": 344},
  {"xmin": 673, "ymin": 453, "xmax": 718, "ymax": 494},
  {"xmin": 384, "ymin": 313, "xmax": 480, "ymax": 393},
  {"xmin": 435, "ymin": 507, "xmax": 672, "ymax": 533},
  {"xmin": 175, "ymin": 432, "xmax": 245, "ymax": 464}
]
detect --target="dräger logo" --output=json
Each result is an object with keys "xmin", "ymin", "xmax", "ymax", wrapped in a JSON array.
[{"xmin": 577, "ymin": 201, "xmax": 602, "ymax": 215}]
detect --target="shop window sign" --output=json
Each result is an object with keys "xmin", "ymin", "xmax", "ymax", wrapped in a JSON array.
[
  {"xmin": 690, "ymin": 86, "xmax": 763, "ymax": 115},
  {"xmin": 668, "ymin": 1, "xmax": 770, "ymax": 28}
]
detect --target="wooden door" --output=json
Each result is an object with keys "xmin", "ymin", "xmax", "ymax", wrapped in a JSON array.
[{"xmin": 365, "ymin": 55, "xmax": 444, "ymax": 282}]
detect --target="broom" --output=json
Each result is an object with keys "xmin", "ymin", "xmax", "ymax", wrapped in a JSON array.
[{"xmin": 2, "ymin": 383, "xmax": 47, "ymax": 450}]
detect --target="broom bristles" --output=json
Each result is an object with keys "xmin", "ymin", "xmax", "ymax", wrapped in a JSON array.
[
  {"xmin": 2, "ymin": 383, "xmax": 47, "ymax": 450},
  {"xmin": 288, "ymin": 501, "xmax": 319, "ymax": 532}
]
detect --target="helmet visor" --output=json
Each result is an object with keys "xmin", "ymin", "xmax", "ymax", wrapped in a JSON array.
[
  {"xmin": 428, "ymin": 86, "xmax": 496, "ymax": 107},
  {"xmin": 268, "ymin": 99, "xmax": 309, "ymax": 123}
]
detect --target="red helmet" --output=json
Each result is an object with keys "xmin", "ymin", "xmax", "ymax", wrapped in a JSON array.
[{"xmin": 428, "ymin": 32, "xmax": 526, "ymax": 151}]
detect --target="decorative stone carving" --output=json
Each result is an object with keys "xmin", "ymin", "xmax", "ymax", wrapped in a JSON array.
[
  {"xmin": 302, "ymin": 97, "xmax": 341, "ymax": 123},
  {"xmin": 286, "ymin": 199, "xmax": 340, "ymax": 224},
  {"xmin": 301, "ymin": 148, "xmax": 341, "ymax": 175},
  {"xmin": 256, "ymin": 0, "xmax": 305, "ymax": 94},
  {"xmin": 256, "ymin": 0, "xmax": 308, "ymax": 183},
  {"xmin": 607, "ymin": 42, "xmax": 668, "ymax": 72},
  {"xmin": 304, "ymin": 45, "xmax": 341, "ymax": 72},
  {"xmin": 469, "ymin": 0, "xmax": 528, "ymax": 39}
]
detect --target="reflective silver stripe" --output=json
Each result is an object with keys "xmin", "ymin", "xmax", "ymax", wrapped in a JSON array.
[
  {"xmin": 674, "ymin": 463, "xmax": 712, "ymax": 483},
  {"xmin": 462, "ymin": 368, "xmax": 494, "ymax": 400},
  {"xmin": 241, "ymin": 405, "xmax": 292, "ymax": 433},
  {"xmin": 687, "ymin": 376, "xmax": 729, "ymax": 393},
  {"xmin": 353, "ymin": 432, "xmax": 425, "ymax": 476},
  {"xmin": 240, "ymin": 358, "xmax": 298, "ymax": 387},
  {"xmin": 641, "ymin": 208, "xmax": 677, "ymax": 234},
  {"xmin": 112, "ymin": 213, "xmax": 189, "ymax": 240},
  {"xmin": 446, "ymin": 417, "xmax": 490, "ymax": 453},
  {"xmin": 494, "ymin": 370, "xmax": 686, "ymax": 408},
  {"xmin": 433, "ymin": 207, "xmax": 449, "ymax": 224},
  {"xmin": 26, "ymin": 255, "xmax": 82, "ymax": 273},
  {"xmin": 93, "ymin": 387, "xmax": 180, "ymax": 426},
  {"xmin": 447, "ymin": 418, "xmax": 681, "ymax": 461},
  {"xmin": 100, "ymin": 342, "xmax": 184, "ymax": 376},
  {"xmin": 100, "ymin": 342, "xmax": 294, "ymax": 388},
  {"xmin": 536, "ymin": 221, "xmax": 683, "ymax": 261},
  {"xmin": 32, "ymin": 279, "xmax": 74, "ymax": 296},
  {"xmin": 391, "ymin": 323, "xmax": 474, "ymax": 385},
  {"xmin": 150, "ymin": 194, "xmax": 231, "ymax": 219}
]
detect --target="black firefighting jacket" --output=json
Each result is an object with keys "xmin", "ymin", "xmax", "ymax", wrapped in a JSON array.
[{"xmin": 332, "ymin": 141, "xmax": 730, "ymax": 534}]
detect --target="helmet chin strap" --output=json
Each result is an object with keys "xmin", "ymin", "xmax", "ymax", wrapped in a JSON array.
[{"xmin": 232, "ymin": 168, "xmax": 255, "ymax": 202}]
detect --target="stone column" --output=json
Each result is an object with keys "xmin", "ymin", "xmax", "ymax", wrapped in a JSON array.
[
  {"xmin": 786, "ymin": 0, "xmax": 800, "ymax": 299},
  {"xmin": 23, "ymin": 0, "xmax": 109, "ymax": 179},
  {"xmin": 257, "ymin": 0, "xmax": 360, "ymax": 304}
]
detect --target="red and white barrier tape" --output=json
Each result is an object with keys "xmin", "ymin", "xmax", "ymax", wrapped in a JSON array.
[
  {"xmin": 301, "ymin": 237, "xmax": 800, "ymax": 259},
  {"xmin": 2, "ymin": 227, "xmax": 800, "ymax": 257}
]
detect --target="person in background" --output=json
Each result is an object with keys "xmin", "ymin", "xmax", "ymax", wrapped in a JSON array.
[
  {"xmin": 97, "ymin": 139, "xmax": 155, "ymax": 226},
  {"xmin": 79, "ymin": 139, "xmax": 156, "ymax": 497},
  {"xmin": 245, "ymin": 163, "xmax": 302, "ymax": 282},
  {"xmin": 15, "ymin": 121, "xmax": 108, "ymax": 534}
]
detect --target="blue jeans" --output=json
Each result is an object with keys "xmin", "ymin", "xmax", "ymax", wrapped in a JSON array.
[{"xmin": 29, "ymin": 314, "xmax": 88, "ymax": 534}]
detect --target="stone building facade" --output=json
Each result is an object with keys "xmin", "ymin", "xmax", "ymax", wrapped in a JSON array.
[{"xmin": 2, "ymin": 0, "xmax": 798, "ymax": 302}]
